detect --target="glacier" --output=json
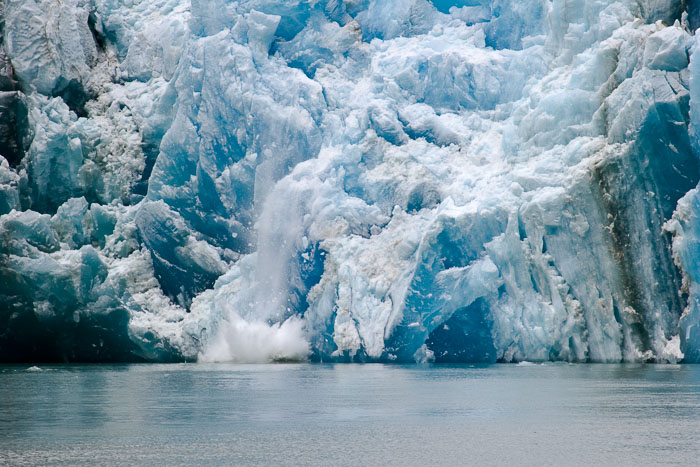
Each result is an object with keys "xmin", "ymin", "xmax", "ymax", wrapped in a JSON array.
[{"xmin": 1, "ymin": 0, "xmax": 700, "ymax": 363}]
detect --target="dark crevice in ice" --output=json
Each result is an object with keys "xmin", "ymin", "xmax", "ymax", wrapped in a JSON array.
[
  {"xmin": 87, "ymin": 11, "xmax": 108, "ymax": 54},
  {"xmin": 296, "ymin": 243, "xmax": 326, "ymax": 317},
  {"xmin": 638, "ymin": 0, "xmax": 686, "ymax": 25},
  {"xmin": 0, "ymin": 89, "xmax": 29, "ymax": 168},
  {"xmin": 0, "ymin": 248, "xmax": 169, "ymax": 362},
  {"xmin": 0, "ymin": 302, "xmax": 149, "ymax": 363},
  {"xmin": 426, "ymin": 298, "xmax": 497, "ymax": 363},
  {"xmin": 0, "ymin": 23, "xmax": 30, "ymax": 168},
  {"xmin": 52, "ymin": 78, "xmax": 93, "ymax": 119},
  {"xmin": 407, "ymin": 183, "xmax": 441, "ymax": 213},
  {"xmin": 131, "ymin": 140, "xmax": 161, "ymax": 197},
  {"xmin": 688, "ymin": 0, "xmax": 700, "ymax": 31}
]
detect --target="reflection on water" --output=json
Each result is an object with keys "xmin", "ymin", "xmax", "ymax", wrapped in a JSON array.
[{"xmin": 1, "ymin": 363, "xmax": 699, "ymax": 465}]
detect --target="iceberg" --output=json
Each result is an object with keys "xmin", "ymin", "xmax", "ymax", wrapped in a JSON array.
[{"xmin": 0, "ymin": 0, "xmax": 699, "ymax": 363}]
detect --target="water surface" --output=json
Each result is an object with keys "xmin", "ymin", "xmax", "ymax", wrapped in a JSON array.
[{"xmin": 1, "ymin": 363, "xmax": 699, "ymax": 465}]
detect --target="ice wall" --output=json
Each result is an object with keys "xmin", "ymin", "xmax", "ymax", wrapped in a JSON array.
[
  {"xmin": 666, "ymin": 30, "xmax": 700, "ymax": 362},
  {"xmin": 1, "ymin": 0, "xmax": 699, "ymax": 363}
]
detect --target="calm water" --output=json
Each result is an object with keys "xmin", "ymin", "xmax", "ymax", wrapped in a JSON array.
[{"xmin": 1, "ymin": 363, "xmax": 699, "ymax": 466}]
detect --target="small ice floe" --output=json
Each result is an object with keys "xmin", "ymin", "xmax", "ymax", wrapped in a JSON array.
[{"xmin": 26, "ymin": 366, "xmax": 43, "ymax": 372}]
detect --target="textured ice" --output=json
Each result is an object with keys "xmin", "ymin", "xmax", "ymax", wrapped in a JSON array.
[{"xmin": 1, "ymin": 0, "xmax": 700, "ymax": 363}]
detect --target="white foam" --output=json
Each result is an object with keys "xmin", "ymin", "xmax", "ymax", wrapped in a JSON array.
[{"xmin": 198, "ymin": 314, "xmax": 310, "ymax": 363}]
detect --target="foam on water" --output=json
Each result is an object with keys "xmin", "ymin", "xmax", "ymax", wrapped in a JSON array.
[{"xmin": 197, "ymin": 315, "xmax": 310, "ymax": 363}]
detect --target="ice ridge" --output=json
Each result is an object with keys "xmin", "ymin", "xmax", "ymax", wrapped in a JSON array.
[{"xmin": 0, "ymin": 0, "xmax": 699, "ymax": 363}]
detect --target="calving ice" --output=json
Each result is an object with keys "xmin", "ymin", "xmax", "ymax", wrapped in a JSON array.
[{"xmin": 1, "ymin": 0, "xmax": 699, "ymax": 364}]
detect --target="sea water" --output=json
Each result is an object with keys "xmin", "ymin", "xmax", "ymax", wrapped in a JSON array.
[{"xmin": 1, "ymin": 363, "xmax": 699, "ymax": 465}]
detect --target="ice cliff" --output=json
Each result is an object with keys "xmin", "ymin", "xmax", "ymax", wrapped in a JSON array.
[{"xmin": 1, "ymin": 0, "xmax": 700, "ymax": 363}]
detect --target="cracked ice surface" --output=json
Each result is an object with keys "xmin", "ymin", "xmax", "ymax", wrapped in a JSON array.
[{"xmin": 0, "ymin": 0, "xmax": 699, "ymax": 363}]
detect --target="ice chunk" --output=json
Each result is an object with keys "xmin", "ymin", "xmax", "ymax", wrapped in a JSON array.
[
  {"xmin": 51, "ymin": 197, "xmax": 89, "ymax": 248},
  {"xmin": 4, "ymin": 0, "xmax": 96, "ymax": 96},
  {"xmin": 246, "ymin": 10, "xmax": 281, "ymax": 57},
  {"xmin": 135, "ymin": 201, "xmax": 227, "ymax": 308},
  {"xmin": 0, "ymin": 157, "xmax": 20, "ymax": 215},
  {"xmin": 643, "ymin": 23, "xmax": 693, "ymax": 71},
  {"xmin": 355, "ymin": 0, "xmax": 439, "ymax": 41}
]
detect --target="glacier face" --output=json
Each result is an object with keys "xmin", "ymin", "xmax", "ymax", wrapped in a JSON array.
[{"xmin": 0, "ymin": 0, "xmax": 699, "ymax": 363}]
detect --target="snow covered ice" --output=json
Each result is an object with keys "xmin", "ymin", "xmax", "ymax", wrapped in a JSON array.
[{"xmin": 1, "ymin": 0, "xmax": 700, "ymax": 363}]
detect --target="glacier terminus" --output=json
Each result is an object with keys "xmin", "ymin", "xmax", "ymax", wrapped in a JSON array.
[{"xmin": 2, "ymin": 0, "xmax": 700, "ymax": 364}]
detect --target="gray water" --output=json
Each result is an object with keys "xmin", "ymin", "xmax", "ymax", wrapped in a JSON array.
[{"xmin": 1, "ymin": 363, "xmax": 699, "ymax": 466}]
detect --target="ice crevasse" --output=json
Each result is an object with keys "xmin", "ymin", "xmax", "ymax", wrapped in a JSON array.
[{"xmin": 2, "ymin": 0, "xmax": 700, "ymax": 363}]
